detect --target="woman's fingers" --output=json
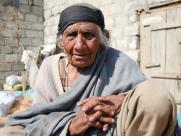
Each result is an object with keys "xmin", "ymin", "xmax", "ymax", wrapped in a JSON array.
[
  {"xmin": 80, "ymin": 99, "xmax": 103, "ymax": 112},
  {"xmin": 93, "ymin": 104, "xmax": 115, "ymax": 117},
  {"xmin": 88, "ymin": 111, "xmax": 102, "ymax": 122},
  {"xmin": 77, "ymin": 98, "xmax": 89, "ymax": 106},
  {"xmin": 99, "ymin": 116, "xmax": 114, "ymax": 124},
  {"xmin": 91, "ymin": 121, "xmax": 103, "ymax": 129},
  {"xmin": 88, "ymin": 111, "xmax": 114, "ymax": 125}
]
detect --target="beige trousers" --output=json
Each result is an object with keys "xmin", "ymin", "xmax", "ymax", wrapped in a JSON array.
[
  {"xmin": 117, "ymin": 79, "xmax": 177, "ymax": 136},
  {"xmin": 0, "ymin": 79, "xmax": 177, "ymax": 136}
]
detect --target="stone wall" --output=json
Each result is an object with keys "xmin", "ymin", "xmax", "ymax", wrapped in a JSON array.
[
  {"xmin": 18, "ymin": 0, "xmax": 44, "ymax": 50},
  {"xmin": 0, "ymin": 0, "xmax": 43, "ymax": 89}
]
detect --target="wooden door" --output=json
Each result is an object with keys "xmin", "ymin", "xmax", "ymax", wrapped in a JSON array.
[{"xmin": 140, "ymin": 3, "xmax": 181, "ymax": 113}]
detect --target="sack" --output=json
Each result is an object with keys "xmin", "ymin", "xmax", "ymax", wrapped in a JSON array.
[{"xmin": 0, "ymin": 92, "xmax": 16, "ymax": 116}]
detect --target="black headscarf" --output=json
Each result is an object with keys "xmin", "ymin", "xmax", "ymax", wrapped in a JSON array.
[{"xmin": 57, "ymin": 3, "xmax": 105, "ymax": 36}]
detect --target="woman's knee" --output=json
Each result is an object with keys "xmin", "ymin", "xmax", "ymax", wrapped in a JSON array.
[{"xmin": 135, "ymin": 79, "xmax": 176, "ymax": 116}]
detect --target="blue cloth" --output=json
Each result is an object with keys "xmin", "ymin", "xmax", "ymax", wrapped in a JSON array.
[{"xmin": 175, "ymin": 114, "xmax": 181, "ymax": 136}]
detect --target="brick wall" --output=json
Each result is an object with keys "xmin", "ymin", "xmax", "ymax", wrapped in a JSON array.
[{"xmin": 0, "ymin": 0, "xmax": 43, "ymax": 89}]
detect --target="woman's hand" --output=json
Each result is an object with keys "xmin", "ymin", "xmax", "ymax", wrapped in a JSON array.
[
  {"xmin": 77, "ymin": 95, "xmax": 125, "ymax": 131},
  {"xmin": 68, "ymin": 111, "xmax": 92, "ymax": 136},
  {"xmin": 69, "ymin": 110, "xmax": 113, "ymax": 135}
]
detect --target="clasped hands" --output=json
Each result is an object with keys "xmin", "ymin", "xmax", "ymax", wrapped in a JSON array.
[{"xmin": 68, "ymin": 95, "xmax": 125, "ymax": 135}]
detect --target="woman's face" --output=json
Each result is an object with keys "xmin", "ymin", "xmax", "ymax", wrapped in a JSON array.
[{"xmin": 60, "ymin": 22, "xmax": 100, "ymax": 69}]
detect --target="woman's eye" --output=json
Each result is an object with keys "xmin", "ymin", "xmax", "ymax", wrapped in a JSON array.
[
  {"xmin": 67, "ymin": 32, "xmax": 77, "ymax": 38},
  {"xmin": 83, "ymin": 32, "xmax": 94, "ymax": 40}
]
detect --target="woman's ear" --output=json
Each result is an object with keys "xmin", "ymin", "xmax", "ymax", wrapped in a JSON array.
[
  {"xmin": 103, "ymin": 29, "xmax": 110, "ymax": 39},
  {"xmin": 59, "ymin": 36, "xmax": 64, "ymax": 47}
]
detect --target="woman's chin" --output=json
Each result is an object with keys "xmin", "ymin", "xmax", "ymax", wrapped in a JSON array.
[{"xmin": 72, "ymin": 61, "xmax": 93, "ymax": 70}]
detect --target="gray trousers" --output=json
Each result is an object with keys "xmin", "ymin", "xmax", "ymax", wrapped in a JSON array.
[{"xmin": 0, "ymin": 79, "xmax": 177, "ymax": 136}]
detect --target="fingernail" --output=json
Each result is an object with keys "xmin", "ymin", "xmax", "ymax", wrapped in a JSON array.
[
  {"xmin": 103, "ymin": 127, "xmax": 108, "ymax": 131},
  {"xmin": 111, "ymin": 119, "xmax": 115, "ymax": 123}
]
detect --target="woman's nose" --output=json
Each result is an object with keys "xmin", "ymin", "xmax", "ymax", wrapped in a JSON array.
[{"xmin": 75, "ymin": 34, "xmax": 85, "ymax": 49}]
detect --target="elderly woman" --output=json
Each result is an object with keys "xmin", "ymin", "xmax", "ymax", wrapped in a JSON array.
[{"xmin": 1, "ymin": 3, "xmax": 176, "ymax": 136}]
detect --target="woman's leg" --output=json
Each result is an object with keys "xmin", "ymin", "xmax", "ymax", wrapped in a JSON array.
[
  {"xmin": 117, "ymin": 79, "xmax": 177, "ymax": 136},
  {"xmin": 0, "ymin": 125, "xmax": 25, "ymax": 136}
]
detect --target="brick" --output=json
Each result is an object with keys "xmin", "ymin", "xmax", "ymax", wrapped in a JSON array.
[
  {"xmin": 25, "ymin": 46, "xmax": 39, "ymax": 51},
  {"xmin": 0, "ymin": 21, "xmax": 4, "ymax": 28},
  {"xmin": 4, "ymin": 71, "xmax": 20, "ymax": 77},
  {"xmin": 0, "ymin": 54, "xmax": 5, "ymax": 63},
  {"xmin": 5, "ymin": 54, "xmax": 19, "ymax": 62},
  {"xmin": 44, "ymin": 35, "xmax": 56, "ymax": 44},
  {"xmin": 0, "ymin": 46, "xmax": 13, "ymax": 54},
  {"xmin": 0, "ymin": 72, "xmax": 5, "ymax": 80},
  {"xmin": 19, "ymin": 38, "xmax": 32, "ymax": 45},
  {"xmin": 18, "ymin": 29, "xmax": 26, "ymax": 37},
  {"xmin": 25, "ymin": 14, "xmax": 38, "ymax": 22},
  {"xmin": 6, "ymin": 6, "xmax": 17, "ymax": 14},
  {"xmin": 32, "ymin": 23, "xmax": 43, "ymax": 30},
  {"xmin": 18, "ymin": 12, "xmax": 24, "ymax": 20},
  {"xmin": 0, "ymin": 39, "xmax": 5, "ymax": 46},
  {"xmin": 19, "ymin": 21, "xmax": 32, "ymax": 29},
  {"xmin": 51, "ymin": 6, "xmax": 61, "ymax": 16},
  {"xmin": 5, "ymin": 38, "xmax": 18, "ymax": 47},
  {"xmin": 44, "ymin": 9, "xmax": 52, "ymax": 19},
  {"xmin": 44, "ymin": 26, "xmax": 57, "ymax": 36},
  {"xmin": 12, "ymin": 48, "xmax": 19, "ymax": 54},
  {"xmin": 5, "ymin": 22, "xmax": 18, "ymax": 30},
  {"xmin": 0, "ymin": 79, "xmax": 4, "ymax": 89},
  {"xmin": 31, "ymin": 6, "xmax": 43, "ymax": 16},
  {"xmin": 1, "ymin": 29, "xmax": 13, "ymax": 37},
  {"xmin": 1, "ymin": 14, "xmax": 17, "ymax": 21},
  {"xmin": 44, "ymin": 15, "xmax": 59, "ymax": 27},
  {"xmin": 26, "ymin": 30, "xmax": 43, "ymax": 38},
  {"xmin": 12, "ymin": 63, "xmax": 25, "ymax": 71},
  {"xmin": 34, "ymin": 0, "xmax": 43, "ymax": 6},
  {"xmin": 0, "ymin": 63, "xmax": 11, "ymax": 71},
  {"xmin": 19, "ymin": 0, "xmax": 29, "ymax": 5},
  {"xmin": 19, "ymin": 5, "xmax": 31, "ymax": 13},
  {"xmin": 38, "ymin": 17, "xmax": 44, "ymax": 22},
  {"xmin": 44, "ymin": 1, "xmax": 54, "ymax": 9},
  {"xmin": 32, "ymin": 38, "xmax": 43, "ymax": 46}
]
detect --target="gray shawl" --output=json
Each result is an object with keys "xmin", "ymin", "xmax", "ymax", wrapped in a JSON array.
[{"xmin": 6, "ymin": 45, "xmax": 145, "ymax": 136}]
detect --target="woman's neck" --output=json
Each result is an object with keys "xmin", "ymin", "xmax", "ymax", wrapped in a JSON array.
[{"xmin": 66, "ymin": 64, "xmax": 80, "ymax": 86}]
